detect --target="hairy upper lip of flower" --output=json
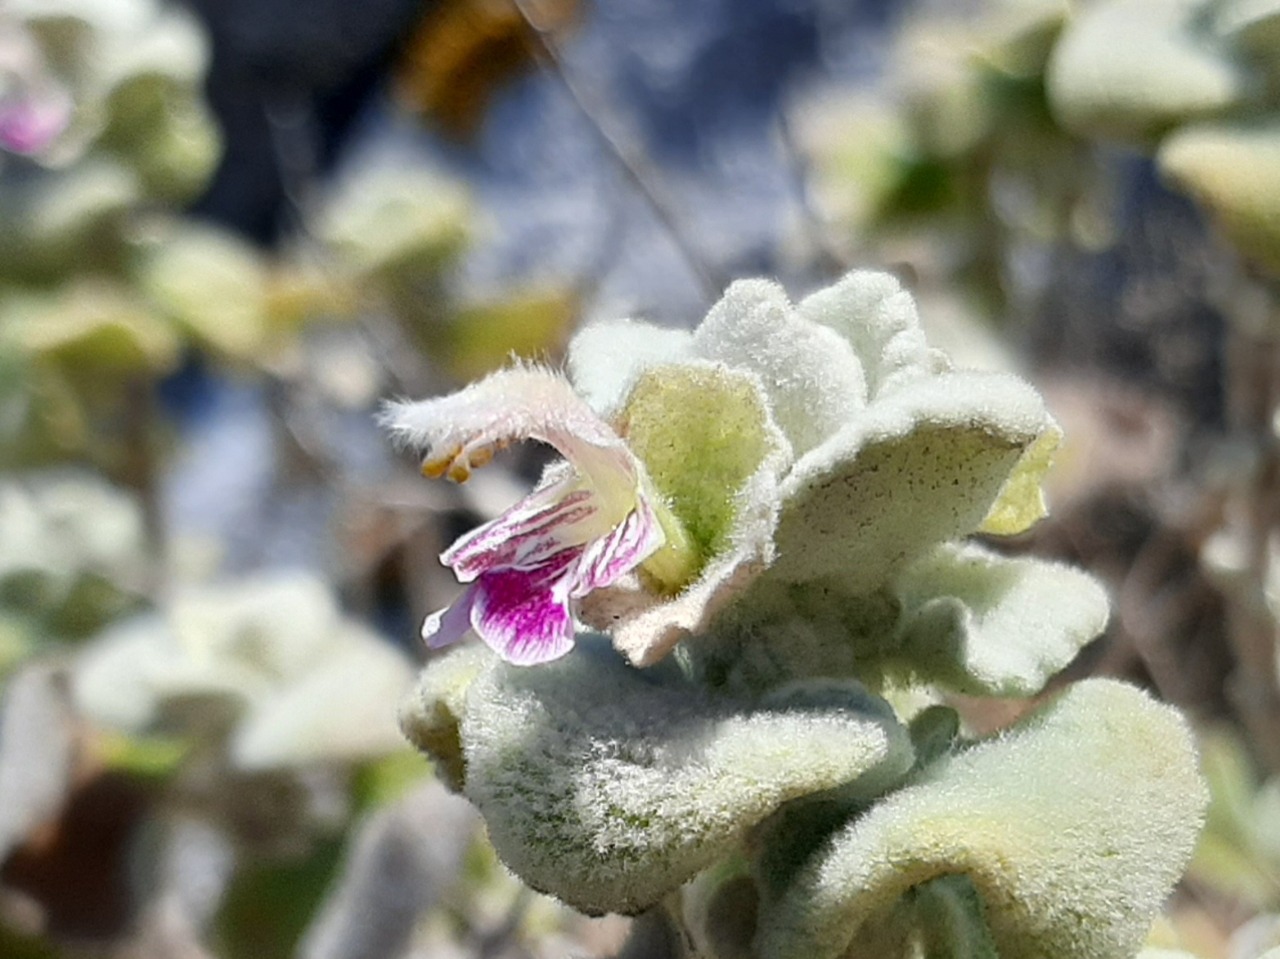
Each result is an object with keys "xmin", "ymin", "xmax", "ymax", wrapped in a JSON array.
[{"xmin": 382, "ymin": 365, "xmax": 685, "ymax": 666}]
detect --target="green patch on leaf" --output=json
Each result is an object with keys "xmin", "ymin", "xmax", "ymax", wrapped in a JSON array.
[{"xmin": 620, "ymin": 364, "xmax": 782, "ymax": 563}]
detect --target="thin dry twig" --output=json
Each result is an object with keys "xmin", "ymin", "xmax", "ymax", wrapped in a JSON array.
[{"xmin": 508, "ymin": 0, "xmax": 728, "ymax": 304}]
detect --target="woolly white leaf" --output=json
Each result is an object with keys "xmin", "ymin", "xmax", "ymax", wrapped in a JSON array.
[
  {"xmin": 567, "ymin": 318, "xmax": 695, "ymax": 415},
  {"xmin": 889, "ymin": 542, "xmax": 1109, "ymax": 696},
  {"xmin": 691, "ymin": 279, "xmax": 866, "ymax": 456},
  {"xmin": 459, "ymin": 641, "xmax": 913, "ymax": 915},
  {"xmin": 756, "ymin": 679, "xmax": 1206, "ymax": 959},
  {"xmin": 795, "ymin": 270, "xmax": 932, "ymax": 399},
  {"xmin": 768, "ymin": 371, "xmax": 1052, "ymax": 590}
]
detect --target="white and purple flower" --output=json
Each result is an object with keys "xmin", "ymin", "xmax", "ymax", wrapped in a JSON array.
[{"xmin": 383, "ymin": 366, "xmax": 671, "ymax": 666}]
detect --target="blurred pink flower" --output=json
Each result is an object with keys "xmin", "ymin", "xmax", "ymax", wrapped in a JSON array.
[{"xmin": 0, "ymin": 20, "xmax": 71, "ymax": 157}]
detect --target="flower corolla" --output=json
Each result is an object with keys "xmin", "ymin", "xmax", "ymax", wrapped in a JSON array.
[{"xmin": 382, "ymin": 366, "xmax": 679, "ymax": 665}]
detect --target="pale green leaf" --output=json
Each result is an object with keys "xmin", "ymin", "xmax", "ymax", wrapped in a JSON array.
[
  {"xmin": 1158, "ymin": 120, "xmax": 1280, "ymax": 274},
  {"xmin": 459, "ymin": 640, "xmax": 913, "ymax": 915},
  {"xmin": 583, "ymin": 362, "xmax": 791, "ymax": 666},
  {"xmin": 889, "ymin": 542, "xmax": 1109, "ymax": 696},
  {"xmin": 1047, "ymin": 0, "xmax": 1247, "ymax": 142},
  {"xmin": 140, "ymin": 224, "xmax": 269, "ymax": 360},
  {"xmin": 767, "ymin": 371, "xmax": 1051, "ymax": 591},
  {"xmin": 756, "ymin": 679, "xmax": 1206, "ymax": 959},
  {"xmin": 12, "ymin": 281, "xmax": 179, "ymax": 373},
  {"xmin": 1216, "ymin": 0, "xmax": 1280, "ymax": 59},
  {"xmin": 620, "ymin": 363, "xmax": 787, "ymax": 562}
]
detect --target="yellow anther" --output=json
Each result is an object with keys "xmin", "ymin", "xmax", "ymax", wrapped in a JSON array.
[
  {"xmin": 447, "ymin": 460, "xmax": 472, "ymax": 483},
  {"xmin": 469, "ymin": 444, "xmax": 496, "ymax": 469},
  {"xmin": 421, "ymin": 444, "xmax": 462, "ymax": 479}
]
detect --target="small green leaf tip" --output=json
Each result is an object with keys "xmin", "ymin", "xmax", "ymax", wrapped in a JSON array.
[
  {"xmin": 755, "ymin": 678, "xmax": 1208, "ymax": 959},
  {"xmin": 458, "ymin": 639, "xmax": 914, "ymax": 916}
]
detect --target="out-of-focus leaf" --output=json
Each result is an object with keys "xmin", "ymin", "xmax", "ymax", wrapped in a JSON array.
[
  {"xmin": 297, "ymin": 780, "xmax": 479, "ymax": 959},
  {"xmin": 139, "ymin": 224, "xmax": 269, "ymax": 361},
  {"xmin": 0, "ymin": 161, "xmax": 140, "ymax": 281},
  {"xmin": 1047, "ymin": 0, "xmax": 1247, "ymax": 142},
  {"xmin": 352, "ymin": 750, "xmax": 430, "ymax": 811},
  {"xmin": 0, "ymin": 665, "xmax": 78, "ymax": 862},
  {"xmin": 95, "ymin": 729, "xmax": 189, "ymax": 782},
  {"xmin": 439, "ymin": 288, "xmax": 577, "ymax": 381},
  {"xmin": 317, "ymin": 166, "xmax": 468, "ymax": 283},
  {"xmin": 229, "ymin": 631, "xmax": 414, "ymax": 771},
  {"xmin": 215, "ymin": 834, "xmax": 346, "ymax": 959},
  {"xmin": 8, "ymin": 281, "xmax": 179, "ymax": 374},
  {"xmin": 1158, "ymin": 120, "xmax": 1280, "ymax": 275}
]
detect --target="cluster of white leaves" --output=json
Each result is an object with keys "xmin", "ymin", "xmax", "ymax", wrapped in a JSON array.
[{"xmin": 74, "ymin": 570, "xmax": 414, "ymax": 770}]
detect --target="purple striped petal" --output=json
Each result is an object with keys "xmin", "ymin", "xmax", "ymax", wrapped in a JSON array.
[
  {"xmin": 576, "ymin": 501, "xmax": 665, "ymax": 593},
  {"xmin": 421, "ymin": 584, "xmax": 480, "ymax": 650},
  {"xmin": 444, "ymin": 486, "xmax": 596, "ymax": 581},
  {"xmin": 471, "ymin": 551, "xmax": 581, "ymax": 665}
]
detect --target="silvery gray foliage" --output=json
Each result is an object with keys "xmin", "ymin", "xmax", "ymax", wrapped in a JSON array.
[{"xmin": 395, "ymin": 270, "xmax": 1207, "ymax": 958}]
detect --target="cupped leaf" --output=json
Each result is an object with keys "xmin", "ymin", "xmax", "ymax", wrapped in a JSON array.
[
  {"xmin": 620, "ymin": 363, "xmax": 788, "ymax": 564},
  {"xmin": 459, "ymin": 639, "xmax": 913, "ymax": 915},
  {"xmin": 1158, "ymin": 120, "xmax": 1280, "ymax": 274},
  {"xmin": 768, "ymin": 371, "xmax": 1052, "ymax": 591},
  {"xmin": 139, "ymin": 224, "xmax": 269, "ymax": 361},
  {"xmin": 1047, "ymin": 0, "xmax": 1247, "ymax": 142},
  {"xmin": 887, "ymin": 542, "xmax": 1109, "ymax": 696},
  {"xmin": 756, "ymin": 679, "xmax": 1207, "ymax": 959},
  {"xmin": 582, "ymin": 363, "xmax": 791, "ymax": 667},
  {"xmin": 691, "ymin": 279, "xmax": 867, "ymax": 456}
]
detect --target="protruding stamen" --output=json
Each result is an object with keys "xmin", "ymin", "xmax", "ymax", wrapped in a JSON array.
[{"xmin": 421, "ymin": 444, "xmax": 461, "ymax": 479}]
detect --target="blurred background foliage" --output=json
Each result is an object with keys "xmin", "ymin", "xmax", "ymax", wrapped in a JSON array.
[{"xmin": 0, "ymin": 0, "xmax": 1277, "ymax": 956}]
